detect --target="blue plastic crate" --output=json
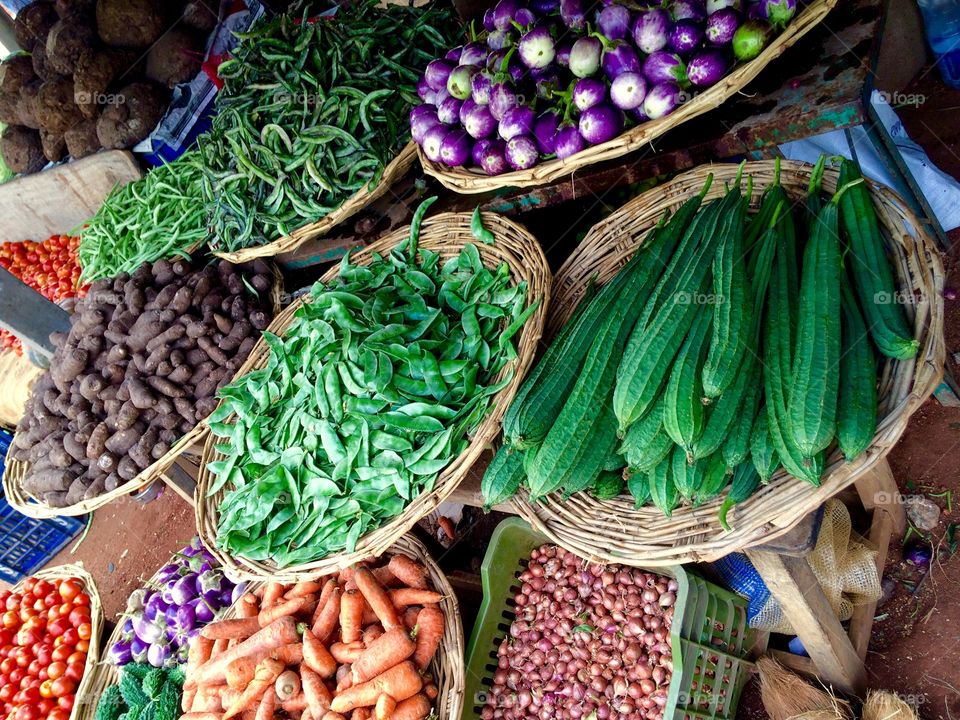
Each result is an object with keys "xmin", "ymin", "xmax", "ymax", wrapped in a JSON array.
[{"xmin": 0, "ymin": 430, "xmax": 86, "ymax": 584}]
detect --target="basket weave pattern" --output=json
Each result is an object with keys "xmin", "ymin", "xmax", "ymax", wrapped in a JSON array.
[{"xmin": 513, "ymin": 160, "xmax": 944, "ymax": 565}]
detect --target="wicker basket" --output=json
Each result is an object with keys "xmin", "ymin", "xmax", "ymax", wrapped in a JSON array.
[
  {"xmin": 419, "ymin": 0, "xmax": 837, "ymax": 194},
  {"xmin": 212, "ymin": 142, "xmax": 417, "ymax": 263},
  {"xmin": 197, "ymin": 211, "xmax": 551, "ymax": 580},
  {"xmin": 1, "ymin": 268, "xmax": 286, "ymax": 519},
  {"xmin": 12, "ymin": 563, "xmax": 104, "ymax": 720},
  {"xmin": 512, "ymin": 159, "xmax": 944, "ymax": 566},
  {"xmin": 83, "ymin": 534, "xmax": 464, "ymax": 720}
]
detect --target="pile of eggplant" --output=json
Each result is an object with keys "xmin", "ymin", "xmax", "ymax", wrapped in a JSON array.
[{"xmin": 411, "ymin": 0, "xmax": 799, "ymax": 174}]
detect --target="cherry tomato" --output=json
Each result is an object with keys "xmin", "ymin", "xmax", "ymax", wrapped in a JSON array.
[
  {"xmin": 15, "ymin": 703, "xmax": 39, "ymax": 720},
  {"xmin": 0, "ymin": 659, "xmax": 14, "ymax": 675},
  {"xmin": 57, "ymin": 582, "xmax": 80, "ymax": 603},
  {"xmin": 49, "ymin": 709, "xmax": 69, "ymax": 720},
  {"xmin": 38, "ymin": 681, "xmax": 53, "ymax": 700},
  {"xmin": 60, "ymin": 629, "xmax": 78, "ymax": 646},
  {"xmin": 1, "ymin": 613, "xmax": 18, "ymax": 631},
  {"xmin": 76, "ymin": 624, "xmax": 90, "ymax": 641},
  {"xmin": 49, "ymin": 677, "xmax": 75, "ymax": 698},
  {"xmin": 45, "ymin": 663, "xmax": 65, "ymax": 681},
  {"xmin": 21, "ymin": 580, "xmax": 36, "ymax": 595},
  {"xmin": 63, "ymin": 663, "xmax": 83, "ymax": 683},
  {"xmin": 74, "ymin": 640, "xmax": 88, "ymax": 654},
  {"xmin": 55, "ymin": 696, "xmax": 73, "ymax": 712},
  {"xmin": 50, "ymin": 647, "xmax": 70, "ymax": 663}
]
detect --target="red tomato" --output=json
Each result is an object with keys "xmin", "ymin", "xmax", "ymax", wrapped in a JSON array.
[
  {"xmin": 50, "ymin": 647, "xmax": 70, "ymax": 663},
  {"xmin": 60, "ymin": 629, "xmax": 78, "ymax": 647},
  {"xmin": 26, "ymin": 661, "xmax": 40, "ymax": 678},
  {"xmin": 56, "ymin": 605, "xmax": 71, "ymax": 619},
  {"xmin": 34, "ymin": 645, "xmax": 52, "ymax": 667},
  {"xmin": 65, "ymin": 652, "xmax": 84, "ymax": 667},
  {"xmin": 45, "ymin": 610, "xmax": 58, "ymax": 624},
  {"xmin": 76, "ymin": 624, "xmax": 90, "ymax": 641},
  {"xmin": 0, "ymin": 659, "xmax": 14, "ymax": 675},
  {"xmin": 20, "ymin": 687, "xmax": 40, "ymax": 705},
  {"xmin": 38, "ymin": 681, "xmax": 53, "ymax": 700},
  {"xmin": 55, "ymin": 696, "xmax": 72, "ymax": 712},
  {"xmin": 49, "ymin": 677, "xmax": 74, "ymax": 698},
  {"xmin": 48, "ymin": 618, "xmax": 70, "ymax": 637},
  {"xmin": 1, "ymin": 613, "xmax": 18, "ymax": 631},
  {"xmin": 38, "ymin": 669, "xmax": 47, "ymax": 682},
  {"xmin": 17, "ymin": 608, "xmax": 34, "ymax": 624},
  {"xmin": 41, "ymin": 596, "xmax": 57, "ymax": 610},
  {"xmin": 15, "ymin": 703, "xmax": 39, "ymax": 720},
  {"xmin": 36, "ymin": 701, "xmax": 53, "ymax": 717},
  {"xmin": 30, "ymin": 599, "xmax": 44, "ymax": 613},
  {"xmin": 14, "ymin": 649, "xmax": 29, "ymax": 668},
  {"xmin": 66, "ymin": 607, "xmax": 88, "ymax": 627},
  {"xmin": 63, "ymin": 663, "xmax": 83, "ymax": 683},
  {"xmin": 0, "ymin": 632, "xmax": 11, "ymax": 648},
  {"xmin": 49, "ymin": 709, "xmax": 69, "ymax": 720},
  {"xmin": 33, "ymin": 582, "xmax": 52, "ymax": 599},
  {"xmin": 71, "ymin": 593, "xmax": 88, "ymax": 608},
  {"xmin": 45, "ymin": 663, "xmax": 65, "ymax": 681},
  {"xmin": 9, "ymin": 668, "xmax": 23, "ymax": 684},
  {"xmin": 74, "ymin": 640, "xmax": 88, "ymax": 654},
  {"xmin": 0, "ymin": 593, "xmax": 8, "ymax": 606},
  {"xmin": 21, "ymin": 580, "xmax": 36, "ymax": 595},
  {"xmin": 16, "ymin": 629, "xmax": 40, "ymax": 648},
  {"xmin": 56, "ymin": 583, "xmax": 80, "ymax": 603},
  {"xmin": 0, "ymin": 685, "xmax": 13, "ymax": 703}
]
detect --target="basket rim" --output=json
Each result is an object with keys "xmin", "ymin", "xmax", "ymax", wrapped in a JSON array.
[
  {"xmin": 196, "ymin": 210, "xmax": 552, "ymax": 581},
  {"xmin": 417, "ymin": 0, "xmax": 838, "ymax": 193},
  {"xmin": 514, "ymin": 158, "xmax": 945, "ymax": 566}
]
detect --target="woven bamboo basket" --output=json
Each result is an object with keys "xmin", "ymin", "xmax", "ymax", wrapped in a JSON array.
[
  {"xmin": 82, "ymin": 534, "xmax": 464, "ymax": 720},
  {"xmin": 212, "ymin": 142, "xmax": 418, "ymax": 263},
  {"xmin": 512, "ymin": 159, "xmax": 944, "ymax": 566},
  {"xmin": 418, "ymin": 0, "xmax": 837, "ymax": 193},
  {"xmin": 1, "ymin": 267, "xmax": 286, "ymax": 519},
  {"xmin": 197, "ymin": 211, "xmax": 551, "ymax": 580},
  {"xmin": 12, "ymin": 563, "xmax": 104, "ymax": 720}
]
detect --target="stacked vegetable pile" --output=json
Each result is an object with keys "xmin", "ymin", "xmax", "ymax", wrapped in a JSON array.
[
  {"xmin": 8, "ymin": 257, "xmax": 275, "ymax": 508},
  {"xmin": 0, "ymin": 576, "xmax": 93, "ymax": 720},
  {"xmin": 95, "ymin": 664, "xmax": 183, "ymax": 720},
  {"xmin": 199, "ymin": 2, "xmax": 458, "ymax": 252},
  {"xmin": 207, "ymin": 206, "xmax": 536, "ymax": 566},
  {"xmin": 411, "ymin": 0, "xmax": 801, "ymax": 174},
  {"xmin": 0, "ymin": 233, "xmax": 85, "ymax": 354},
  {"xmin": 78, "ymin": 150, "xmax": 207, "ymax": 282},
  {"xmin": 110, "ymin": 539, "xmax": 243, "ymax": 669},
  {"xmin": 484, "ymin": 157, "xmax": 916, "ymax": 525},
  {"xmin": 483, "ymin": 544, "xmax": 676, "ymax": 720},
  {"xmin": 180, "ymin": 555, "xmax": 447, "ymax": 720}
]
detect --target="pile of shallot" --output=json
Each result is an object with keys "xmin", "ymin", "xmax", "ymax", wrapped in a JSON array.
[{"xmin": 482, "ymin": 544, "xmax": 676, "ymax": 720}]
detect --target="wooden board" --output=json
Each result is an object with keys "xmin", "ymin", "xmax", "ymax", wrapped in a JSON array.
[
  {"xmin": 0, "ymin": 350, "xmax": 44, "ymax": 429},
  {"xmin": 0, "ymin": 151, "xmax": 141, "ymax": 243}
]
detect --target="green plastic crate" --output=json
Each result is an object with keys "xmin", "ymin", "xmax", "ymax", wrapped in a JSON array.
[{"xmin": 464, "ymin": 518, "xmax": 754, "ymax": 720}]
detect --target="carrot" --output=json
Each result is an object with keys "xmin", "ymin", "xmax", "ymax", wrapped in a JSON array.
[
  {"xmin": 203, "ymin": 617, "xmax": 262, "ymax": 640},
  {"xmin": 330, "ymin": 662, "xmax": 423, "ymax": 713},
  {"xmin": 302, "ymin": 628, "xmax": 337, "ymax": 678},
  {"xmin": 301, "ymin": 666, "xmax": 333, "ymax": 720},
  {"xmin": 387, "ymin": 589, "xmax": 443, "ymax": 608},
  {"xmin": 219, "ymin": 686, "xmax": 243, "ymax": 711},
  {"xmin": 330, "ymin": 642, "xmax": 365, "ymax": 664},
  {"xmin": 179, "ymin": 713, "xmax": 221, "ymax": 720},
  {"xmin": 275, "ymin": 670, "xmax": 301, "ymax": 702},
  {"xmin": 281, "ymin": 692, "xmax": 308, "ymax": 712},
  {"xmin": 311, "ymin": 587, "xmax": 342, "ymax": 642},
  {"xmin": 370, "ymin": 566, "xmax": 399, "ymax": 588},
  {"xmin": 300, "ymin": 598, "xmax": 319, "ymax": 618},
  {"xmin": 271, "ymin": 643, "xmax": 303, "ymax": 665},
  {"xmin": 255, "ymin": 690, "xmax": 276, "ymax": 720},
  {"xmin": 401, "ymin": 607, "xmax": 420, "ymax": 631},
  {"xmin": 423, "ymin": 683, "xmax": 438, "ymax": 700},
  {"xmin": 191, "ymin": 685, "xmax": 223, "ymax": 713},
  {"xmin": 237, "ymin": 593, "xmax": 261, "ymax": 619},
  {"xmin": 362, "ymin": 624, "xmax": 384, "ymax": 646},
  {"xmin": 286, "ymin": 580, "xmax": 323, "ymax": 598},
  {"xmin": 195, "ymin": 616, "xmax": 299, "ymax": 685},
  {"xmin": 352, "ymin": 710, "xmax": 370, "ymax": 720},
  {"xmin": 259, "ymin": 597, "xmax": 308, "ymax": 627},
  {"xmin": 336, "ymin": 665, "xmax": 353, "ymax": 693},
  {"xmin": 181, "ymin": 687, "xmax": 197, "ymax": 713},
  {"xmin": 374, "ymin": 694, "xmax": 396, "ymax": 720},
  {"xmin": 339, "ymin": 589, "xmax": 365, "ymax": 643},
  {"xmin": 213, "ymin": 638, "xmax": 231, "ymax": 656},
  {"xmin": 185, "ymin": 635, "xmax": 215, "ymax": 690},
  {"xmin": 224, "ymin": 657, "xmax": 285, "ymax": 719},
  {"xmin": 226, "ymin": 656, "xmax": 257, "ymax": 688},
  {"xmin": 360, "ymin": 605, "xmax": 378, "ymax": 626},
  {"xmin": 390, "ymin": 694, "xmax": 431, "ymax": 720},
  {"xmin": 412, "ymin": 606, "xmax": 444, "ymax": 670},
  {"xmin": 386, "ymin": 556, "xmax": 429, "ymax": 590},
  {"xmin": 351, "ymin": 628, "xmax": 416, "ymax": 683},
  {"xmin": 353, "ymin": 568, "xmax": 400, "ymax": 631},
  {"xmin": 339, "ymin": 567, "xmax": 356, "ymax": 586},
  {"xmin": 312, "ymin": 580, "xmax": 337, "ymax": 625},
  {"xmin": 241, "ymin": 709, "xmax": 257, "ymax": 720},
  {"xmin": 321, "ymin": 713, "xmax": 346, "ymax": 720},
  {"xmin": 263, "ymin": 582, "xmax": 285, "ymax": 607}
]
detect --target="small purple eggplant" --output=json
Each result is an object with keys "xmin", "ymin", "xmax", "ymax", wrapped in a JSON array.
[
  {"xmin": 706, "ymin": 0, "xmax": 739, "ymax": 11},
  {"xmin": 461, "ymin": 42, "xmax": 489, "ymax": 67},
  {"xmin": 191, "ymin": 597, "xmax": 216, "ymax": 624},
  {"xmin": 514, "ymin": 7, "xmax": 537, "ymax": 26},
  {"xmin": 579, "ymin": 103, "xmax": 624, "ymax": 144},
  {"xmin": 174, "ymin": 603, "xmax": 197, "ymax": 634},
  {"xmin": 602, "ymin": 40, "xmax": 642, "ymax": 79},
  {"xmin": 532, "ymin": 0, "xmax": 560, "ymax": 13},
  {"xmin": 477, "ymin": 139, "xmax": 510, "ymax": 174},
  {"xmin": 147, "ymin": 641, "xmax": 171, "ymax": 669},
  {"xmin": 425, "ymin": 59, "xmax": 455, "ymax": 92},
  {"xmin": 706, "ymin": 8, "xmax": 740, "ymax": 45},
  {"xmin": 687, "ymin": 50, "xmax": 728, "ymax": 86},
  {"xmin": 493, "ymin": 0, "xmax": 521, "ymax": 29},
  {"xmin": 483, "ymin": 7, "xmax": 497, "ymax": 30},
  {"xmin": 569, "ymin": 36, "xmax": 602, "ymax": 77},
  {"xmin": 131, "ymin": 637, "xmax": 149, "ymax": 664},
  {"xmin": 630, "ymin": 106, "xmax": 650, "ymax": 123},
  {"xmin": 472, "ymin": 71, "xmax": 494, "ymax": 104},
  {"xmin": 598, "ymin": 4, "xmax": 631, "ymax": 40},
  {"xmin": 534, "ymin": 67, "xmax": 562, "ymax": 98},
  {"xmin": 643, "ymin": 50, "xmax": 687, "ymax": 84},
  {"xmin": 490, "ymin": 82, "xmax": 520, "ymax": 120},
  {"xmin": 519, "ymin": 26, "xmax": 557, "ymax": 68},
  {"xmin": 669, "ymin": 19, "xmax": 705, "ymax": 55},
  {"xmin": 446, "ymin": 45, "xmax": 464, "ymax": 62},
  {"xmin": 459, "ymin": 97, "xmax": 477, "ymax": 125},
  {"xmin": 473, "ymin": 138, "xmax": 496, "ymax": 166},
  {"xmin": 487, "ymin": 28, "xmax": 515, "ymax": 50},
  {"xmin": 555, "ymin": 38, "xmax": 574, "ymax": 66},
  {"xmin": 440, "ymin": 129, "xmax": 473, "ymax": 166},
  {"xmin": 437, "ymin": 95, "xmax": 463, "ymax": 124},
  {"xmin": 411, "ymin": 109, "xmax": 441, "ymax": 144},
  {"xmin": 632, "ymin": 9, "xmax": 671, "ymax": 53},
  {"xmin": 758, "ymin": 0, "xmax": 795, "ymax": 27},
  {"xmin": 422, "ymin": 125, "xmax": 449, "ymax": 162},
  {"xmin": 732, "ymin": 19, "xmax": 769, "ymax": 60},
  {"xmin": 505, "ymin": 135, "xmax": 539, "ymax": 170},
  {"xmin": 610, "ymin": 71, "xmax": 647, "ymax": 109},
  {"xmin": 170, "ymin": 573, "xmax": 198, "ymax": 606},
  {"xmin": 573, "ymin": 76, "xmax": 607, "ymax": 111},
  {"xmin": 447, "ymin": 65, "xmax": 479, "ymax": 100},
  {"xmin": 643, "ymin": 81, "xmax": 682, "ymax": 118},
  {"xmin": 533, "ymin": 109, "xmax": 561, "ymax": 153},
  {"xmin": 498, "ymin": 105, "xmax": 536, "ymax": 140},
  {"xmin": 109, "ymin": 639, "xmax": 133, "ymax": 666},
  {"xmin": 464, "ymin": 102, "xmax": 498, "ymax": 139},
  {"xmin": 560, "ymin": 0, "xmax": 587, "ymax": 29},
  {"xmin": 669, "ymin": 0, "xmax": 706, "ymax": 21},
  {"xmin": 555, "ymin": 124, "xmax": 585, "ymax": 159}
]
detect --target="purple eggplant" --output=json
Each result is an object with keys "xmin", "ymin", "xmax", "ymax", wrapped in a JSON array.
[
  {"xmin": 632, "ymin": 9, "xmax": 670, "ymax": 54},
  {"xmin": 643, "ymin": 50, "xmax": 687, "ymax": 84},
  {"xmin": 471, "ymin": 71, "xmax": 495, "ymax": 104},
  {"xmin": 109, "ymin": 639, "xmax": 132, "ymax": 666},
  {"xmin": 134, "ymin": 615, "xmax": 165, "ymax": 644},
  {"xmin": 534, "ymin": 67, "xmax": 561, "ymax": 98},
  {"xmin": 425, "ymin": 59, "xmax": 455, "ymax": 91},
  {"xmin": 555, "ymin": 38, "xmax": 574, "ymax": 66},
  {"xmin": 687, "ymin": 50, "xmax": 728, "ymax": 86},
  {"xmin": 464, "ymin": 102, "xmax": 498, "ymax": 138},
  {"xmin": 533, "ymin": 109, "xmax": 561, "ymax": 153},
  {"xmin": 745, "ymin": 1, "xmax": 765, "ymax": 19},
  {"xmin": 459, "ymin": 97, "xmax": 477, "ymax": 124},
  {"xmin": 493, "ymin": 0, "xmax": 521, "ymax": 29},
  {"xmin": 569, "ymin": 36, "xmax": 602, "ymax": 77},
  {"xmin": 573, "ymin": 77, "xmax": 607, "ymax": 111},
  {"xmin": 131, "ymin": 637, "xmax": 149, "ymax": 664},
  {"xmin": 191, "ymin": 597, "xmax": 216, "ymax": 624},
  {"xmin": 705, "ymin": 8, "xmax": 740, "ymax": 45},
  {"xmin": 143, "ymin": 592, "xmax": 167, "ymax": 622},
  {"xmin": 483, "ymin": 7, "xmax": 497, "ymax": 30},
  {"xmin": 498, "ymin": 105, "xmax": 536, "ymax": 140},
  {"xmin": 706, "ymin": 0, "xmax": 740, "ymax": 11},
  {"xmin": 669, "ymin": 19, "xmax": 705, "ymax": 55},
  {"xmin": 560, "ymin": 0, "xmax": 587, "ymax": 29},
  {"xmin": 487, "ymin": 28, "xmax": 515, "ymax": 50},
  {"xmin": 171, "ymin": 573, "xmax": 198, "ymax": 606},
  {"xmin": 610, "ymin": 71, "xmax": 647, "ymax": 109},
  {"xmin": 555, "ymin": 124, "xmax": 585, "ymax": 159},
  {"xmin": 154, "ymin": 564, "xmax": 180, "ymax": 585},
  {"xmin": 230, "ymin": 582, "xmax": 248, "ymax": 606},
  {"xmin": 411, "ymin": 109, "xmax": 441, "ymax": 144},
  {"xmin": 579, "ymin": 103, "xmax": 624, "ymax": 144},
  {"xmin": 174, "ymin": 603, "xmax": 197, "ymax": 634},
  {"xmin": 477, "ymin": 139, "xmax": 510, "ymax": 174},
  {"xmin": 758, "ymin": 0, "xmax": 795, "ymax": 26},
  {"xmin": 643, "ymin": 81, "xmax": 682, "ymax": 118},
  {"xmin": 417, "ymin": 76, "xmax": 430, "ymax": 103},
  {"xmin": 732, "ymin": 19, "xmax": 769, "ymax": 60},
  {"xmin": 461, "ymin": 42, "xmax": 489, "ymax": 67},
  {"xmin": 490, "ymin": 82, "xmax": 520, "ymax": 120},
  {"xmin": 598, "ymin": 4, "xmax": 632, "ymax": 40},
  {"xmin": 505, "ymin": 135, "xmax": 539, "ymax": 169},
  {"xmin": 437, "ymin": 95, "xmax": 463, "ymax": 124},
  {"xmin": 630, "ymin": 106, "xmax": 650, "ymax": 123},
  {"xmin": 473, "ymin": 138, "xmax": 494, "ymax": 166},
  {"xmin": 446, "ymin": 45, "xmax": 464, "ymax": 62},
  {"xmin": 602, "ymin": 41, "xmax": 642, "ymax": 79},
  {"xmin": 147, "ymin": 640, "xmax": 171, "ymax": 668},
  {"xmin": 440, "ymin": 129, "xmax": 473, "ymax": 166},
  {"xmin": 532, "ymin": 0, "xmax": 560, "ymax": 12},
  {"xmin": 519, "ymin": 26, "xmax": 556, "ymax": 68},
  {"xmin": 121, "ymin": 618, "xmax": 135, "ymax": 637},
  {"xmin": 669, "ymin": 0, "xmax": 706, "ymax": 21},
  {"xmin": 447, "ymin": 65, "xmax": 478, "ymax": 100},
  {"xmin": 514, "ymin": 7, "xmax": 537, "ymax": 26},
  {"xmin": 422, "ymin": 125, "xmax": 448, "ymax": 163}
]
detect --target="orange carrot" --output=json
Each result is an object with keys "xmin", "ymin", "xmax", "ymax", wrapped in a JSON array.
[
  {"xmin": 387, "ymin": 589, "xmax": 442, "ymax": 608},
  {"xmin": 321, "ymin": 713, "xmax": 346, "ymax": 720},
  {"xmin": 181, "ymin": 687, "xmax": 197, "ymax": 713},
  {"xmin": 339, "ymin": 567, "xmax": 356, "ymax": 586},
  {"xmin": 213, "ymin": 638, "xmax": 230, "ymax": 657},
  {"xmin": 281, "ymin": 692, "xmax": 308, "ymax": 712},
  {"xmin": 195, "ymin": 617, "xmax": 299, "ymax": 685},
  {"xmin": 330, "ymin": 662, "xmax": 423, "ymax": 713},
  {"xmin": 374, "ymin": 694, "xmax": 396, "ymax": 720},
  {"xmin": 220, "ymin": 686, "xmax": 243, "ymax": 709},
  {"xmin": 354, "ymin": 568, "xmax": 400, "ymax": 631},
  {"xmin": 285, "ymin": 580, "xmax": 323, "ymax": 598},
  {"xmin": 191, "ymin": 685, "xmax": 223, "ymax": 713},
  {"xmin": 202, "ymin": 617, "xmax": 262, "ymax": 640},
  {"xmin": 413, "ymin": 606, "xmax": 444, "ymax": 670},
  {"xmin": 386, "ymin": 556, "xmax": 429, "ymax": 590},
  {"xmin": 312, "ymin": 580, "xmax": 337, "ymax": 626},
  {"xmin": 362, "ymin": 624, "xmax": 384, "ymax": 646},
  {"xmin": 351, "ymin": 628, "xmax": 416, "ymax": 683},
  {"xmin": 390, "ymin": 694, "xmax": 431, "ymax": 720},
  {"xmin": 255, "ymin": 689, "xmax": 276, "ymax": 720},
  {"xmin": 401, "ymin": 607, "xmax": 420, "ymax": 631},
  {"xmin": 271, "ymin": 643, "xmax": 304, "ymax": 665},
  {"xmin": 259, "ymin": 597, "xmax": 308, "ymax": 627},
  {"xmin": 301, "ymin": 666, "xmax": 333, "ymax": 720},
  {"xmin": 300, "ymin": 598, "xmax": 319, "ymax": 618},
  {"xmin": 311, "ymin": 587, "xmax": 342, "ymax": 642},
  {"xmin": 336, "ymin": 665, "xmax": 353, "ymax": 693},
  {"xmin": 179, "ymin": 713, "xmax": 221, "ymax": 720},
  {"xmin": 370, "ymin": 566, "xmax": 399, "ymax": 588},
  {"xmin": 263, "ymin": 582, "xmax": 285, "ymax": 607},
  {"xmin": 226, "ymin": 656, "xmax": 257, "ymax": 688},
  {"xmin": 224, "ymin": 657, "xmax": 284, "ymax": 719},
  {"xmin": 237, "ymin": 594, "xmax": 261, "ymax": 619},
  {"xmin": 302, "ymin": 628, "xmax": 337, "ymax": 678},
  {"xmin": 339, "ymin": 589, "xmax": 365, "ymax": 643},
  {"xmin": 423, "ymin": 683, "xmax": 438, "ymax": 700},
  {"xmin": 352, "ymin": 710, "xmax": 370, "ymax": 720},
  {"xmin": 241, "ymin": 709, "xmax": 257, "ymax": 720},
  {"xmin": 360, "ymin": 605, "xmax": 378, "ymax": 626},
  {"xmin": 329, "ymin": 641, "xmax": 365, "ymax": 664},
  {"xmin": 185, "ymin": 635, "xmax": 215, "ymax": 690}
]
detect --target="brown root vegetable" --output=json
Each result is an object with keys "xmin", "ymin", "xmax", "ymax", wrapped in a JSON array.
[
  {"xmin": 182, "ymin": 0, "xmax": 218, "ymax": 31},
  {"xmin": 146, "ymin": 28, "xmax": 204, "ymax": 88},
  {"xmin": 35, "ymin": 77, "xmax": 82, "ymax": 134},
  {"xmin": 39, "ymin": 128, "xmax": 65, "ymax": 163},
  {"xmin": 14, "ymin": 2, "xmax": 58, "ymax": 50},
  {"xmin": 73, "ymin": 47, "xmax": 135, "ymax": 120},
  {"xmin": 15, "ymin": 82, "xmax": 42, "ymax": 129},
  {"xmin": 55, "ymin": 0, "xmax": 96, "ymax": 16},
  {"xmin": 95, "ymin": 0, "xmax": 169, "ymax": 49},
  {"xmin": 45, "ymin": 14, "xmax": 95, "ymax": 75},
  {"xmin": 31, "ymin": 40, "xmax": 62, "ymax": 83},
  {"xmin": 64, "ymin": 118, "xmax": 101, "ymax": 159},
  {"xmin": 0, "ymin": 55, "xmax": 38, "ymax": 95},
  {"xmin": 0, "ymin": 125, "xmax": 45, "ymax": 173},
  {"xmin": 0, "ymin": 94, "xmax": 22, "ymax": 126},
  {"xmin": 96, "ymin": 81, "xmax": 166, "ymax": 150}
]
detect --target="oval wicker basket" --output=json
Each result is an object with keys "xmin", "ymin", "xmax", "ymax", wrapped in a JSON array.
[
  {"xmin": 12, "ymin": 563, "xmax": 104, "ymax": 720},
  {"xmin": 197, "ymin": 210, "xmax": 551, "ymax": 580},
  {"xmin": 1, "ymin": 267, "xmax": 286, "ymax": 519},
  {"xmin": 212, "ymin": 142, "xmax": 417, "ymax": 263},
  {"xmin": 418, "ymin": 0, "xmax": 837, "ymax": 194},
  {"xmin": 512, "ymin": 159, "xmax": 944, "ymax": 566},
  {"xmin": 81, "ymin": 534, "xmax": 464, "ymax": 720}
]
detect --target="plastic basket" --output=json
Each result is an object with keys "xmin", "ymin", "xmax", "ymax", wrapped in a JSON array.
[
  {"xmin": 464, "ymin": 518, "xmax": 754, "ymax": 720},
  {"xmin": 0, "ymin": 430, "xmax": 86, "ymax": 583}
]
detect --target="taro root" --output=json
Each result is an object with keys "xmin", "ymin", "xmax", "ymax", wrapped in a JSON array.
[
  {"xmin": 145, "ymin": 28, "xmax": 204, "ymax": 88},
  {"xmin": 0, "ymin": 55, "xmax": 38, "ymax": 96},
  {"xmin": 1, "ymin": 125, "xmax": 46, "ymax": 174},
  {"xmin": 96, "ymin": 81, "xmax": 166, "ymax": 149},
  {"xmin": 45, "ymin": 14, "xmax": 96, "ymax": 76},
  {"xmin": 95, "ymin": 0, "xmax": 169, "ymax": 49},
  {"xmin": 64, "ymin": 118, "xmax": 101, "ymax": 159},
  {"xmin": 34, "ymin": 77, "xmax": 83, "ymax": 134},
  {"xmin": 182, "ymin": 0, "xmax": 218, "ymax": 32},
  {"xmin": 16, "ymin": 81, "xmax": 42, "ymax": 129},
  {"xmin": 31, "ymin": 39, "xmax": 62, "ymax": 82},
  {"xmin": 39, "ymin": 128, "xmax": 66, "ymax": 163},
  {"xmin": 74, "ymin": 48, "xmax": 135, "ymax": 119},
  {"xmin": 14, "ymin": 2, "xmax": 58, "ymax": 50}
]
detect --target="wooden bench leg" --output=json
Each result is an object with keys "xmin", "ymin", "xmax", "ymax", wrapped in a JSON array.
[
  {"xmin": 854, "ymin": 458, "xmax": 906, "ymax": 536},
  {"xmin": 847, "ymin": 507, "xmax": 894, "ymax": 660},
  {"xmin": 745, "ymin": 549, "xmax": 868, "ymax": 697}
]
